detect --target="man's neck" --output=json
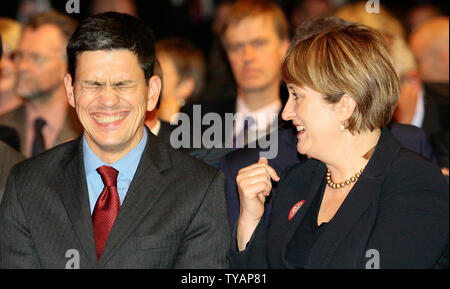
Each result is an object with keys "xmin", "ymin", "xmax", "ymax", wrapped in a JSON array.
[
  {"xmin": 237, "ymin": 82, "xmax": 280, "ymax": 112},
  {"xmin": 27, "ymin": 85, "xmax": 68, "ymax": 116},
  {"xmin": 0, "ymin": 91, "xmax": 22, "ymax": 114}
]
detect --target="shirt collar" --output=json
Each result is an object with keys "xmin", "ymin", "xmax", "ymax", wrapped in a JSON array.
[
  {"xmin": 236, "ymin": 97, "xmax": 282, "ymax": 116},
  {"xmin": 235, "ymin": 97, "xmax": 282, "ymax": 131},
  {"xmin": 25, "ymin": 100, "xmax": 67, "ymax": 134},
  {"xmin": 83, "ymin": 128, "xmax": 148, "ymax": 180}
]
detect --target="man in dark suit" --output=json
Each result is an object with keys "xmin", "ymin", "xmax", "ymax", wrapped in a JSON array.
[
  {"xmin": 0, "ymin": 12, "xmax": 229, "ymax": 269},
  {"xmin": 409, "ymin": 17, "xmax": 449, "ymax": 176},
  {"xmin": 180, "ymin": 0, "xmax": 292, "ymax": 169}
]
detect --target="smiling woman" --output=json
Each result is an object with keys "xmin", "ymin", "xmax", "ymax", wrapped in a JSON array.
[
  {"xmin": 281, "ymin": 24, "xmax": 399, "ymax": 135},
  {"xmin": 229, "ymin": 18, "xmax": 448, "ymax": 269}
]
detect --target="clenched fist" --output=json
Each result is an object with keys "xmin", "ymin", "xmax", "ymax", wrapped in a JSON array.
[{"xmin": 236, "ymin": 158, "xmax": 280, "ymax": 251}]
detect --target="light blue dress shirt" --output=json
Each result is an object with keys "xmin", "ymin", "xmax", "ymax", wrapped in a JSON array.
[{"xmin": 83, "ymin": 129, "xmax": 148, "ymax": 214}]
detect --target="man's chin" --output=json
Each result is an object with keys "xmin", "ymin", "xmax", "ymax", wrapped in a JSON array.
[
  {"xmin": 241, "ymin": 83, "xmax": 271, "ymax": 94},
  {"xmin": 18, "ymin": 89, "xmax": 47, "ymax": 100}
]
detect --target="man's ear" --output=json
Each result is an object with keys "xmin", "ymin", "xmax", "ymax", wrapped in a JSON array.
[
  {"xmin": 64, "ymin": 73, "xmax": 76, "ymax": 108},
  {"xmin": 338, "ymin": 94, "xmax": 357, "ymax": 122},
  {"xmin": 280, "ymin": 39, "xmax": 290, "ymax": 58},
  {"xmin": 177, "ymin": 77, "xmax": 195, "ymax": 102},
  {"xmin": 147, "ymin": 75, "xmax": 162, "ymax": 111}
]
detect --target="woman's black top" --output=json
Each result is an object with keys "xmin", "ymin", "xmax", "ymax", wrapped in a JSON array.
[{"xmin": 286, "ymin": 178, "xmax": 329, "ymax": 268}]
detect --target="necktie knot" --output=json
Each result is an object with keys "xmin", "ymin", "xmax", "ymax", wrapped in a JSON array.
[
  {"xmin": 96, "ymin": 165, "xmax": 118, "ymax": 187},
  {"xmin": 34, "ymin": 117, "xmax": 46, "ymax": 130}
]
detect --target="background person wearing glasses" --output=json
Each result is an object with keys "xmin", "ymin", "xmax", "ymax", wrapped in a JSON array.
[{"xmin": 0, "ymin": 10, "xmax": 82, "ymax": 157}]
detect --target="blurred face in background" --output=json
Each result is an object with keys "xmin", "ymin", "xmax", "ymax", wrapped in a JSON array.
[
  {"xmin": 0, "ymin": 41, "xmax": 18, "ymax": 94},
  {"xmin": 14, "ymin": 24, "xmax": 67, "ymax": 100},
  {"xmin": 224, "ymin": 15, "xmax": 288, "ymax": 94},
  {"xmin": 158, "ymin": 54, "xmax": 180, "ymax": 102}
]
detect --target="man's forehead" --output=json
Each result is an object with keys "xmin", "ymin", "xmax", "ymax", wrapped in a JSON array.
[
  {"xmin": 76, "ymin": 49, "xmax": 139, "ymax": 64},
  {"xmin": 75, "ymin": 50, "xmax": 144, "ymax": 79},
  {"xmin": 19, "ymin": 24, "xmax": 66, "ymax": 52},
  {"xmin": 225, "ymin": 14, "xmax": 278, "ymax": 41},
  {"xmin": 22, "ymin": 24, "xmax": 65, "ymax": 43}
]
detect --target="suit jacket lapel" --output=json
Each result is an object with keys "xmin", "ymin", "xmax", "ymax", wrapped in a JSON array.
[
  {"xmin": 305, "ymin": 128, "xmax": 401, "ymax": 268},
  {"xmin": 305, "ymin": 172, "xmax": 382, "ymax": 268},
  {"xmin": 99, "ymin": 130, "xmax": 172, "ymax": 265},
  {"xmin": 280, "ymin": 160, "xmax": 326, "ymax": 268},
  {"xmin": 57, "ymin": 137, "xmax": 98, "ymax": 267}
]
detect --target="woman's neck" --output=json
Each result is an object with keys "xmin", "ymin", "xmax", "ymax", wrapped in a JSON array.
[{"xmin": 324, "ymin": 128, "xmax": 381, "ymax": 182}]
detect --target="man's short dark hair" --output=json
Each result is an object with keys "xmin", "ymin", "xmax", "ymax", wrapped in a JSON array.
[{"xmin": 67, "ymin": 12, "xmax": 156, "ymax": 84}]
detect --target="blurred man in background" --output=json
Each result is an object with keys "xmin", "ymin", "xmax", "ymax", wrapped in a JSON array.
[
  {"xmin": 0, "ymin": 10, "xmax": 81, "ymax": 157},
  {"xmin": 410, "ymin": 17, "xmax": 449, "ymax": 175}
]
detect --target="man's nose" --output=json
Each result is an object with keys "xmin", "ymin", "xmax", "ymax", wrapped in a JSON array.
[
  {"xmin": 17, "ymin": 55, "xmax": 31, "ymax": 72},
  {"xmin": 98, "ymin": 86, "xmax": 120, "ymax": 107},
  {"xmin": 242, "ymin": 44, "xmax": 256, "ymax": 62}
]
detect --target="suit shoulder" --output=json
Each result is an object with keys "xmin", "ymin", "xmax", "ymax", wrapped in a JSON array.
[
  {"xmin": 162, "ymin": 141, "xmax": 220, "ymax": 178},
  {"xmin": 10, "ymin": 140, "xmax": 78, "ymax": 177},
  {"xmin": 384, "ymin": 148, "xmax": 448, "ymax": 198},
  {"xmin": 0, "ymin": 105, "xmax": 25, "ymax": 123},
  {"xmin": 390, "ymin": 122, "xmax": 423, "ymax": 134},
  {"xmin": 391, "ymin": 148, "xmax": 441, "ymax": 178}
]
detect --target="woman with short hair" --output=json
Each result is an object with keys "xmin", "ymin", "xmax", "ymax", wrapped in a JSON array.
[{"xmin": 228, "ymin": 22, "xmax": 448, "ymax": 269}]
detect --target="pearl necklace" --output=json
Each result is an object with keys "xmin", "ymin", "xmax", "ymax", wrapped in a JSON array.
[{"xmin": 326, "ymin": 168, "xmax": 364, "ymax": 189}]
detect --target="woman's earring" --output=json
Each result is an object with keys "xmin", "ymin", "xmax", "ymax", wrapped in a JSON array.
[{"xmin": 340, "ymin": 123, "xmax": 346, "ymax": 131}]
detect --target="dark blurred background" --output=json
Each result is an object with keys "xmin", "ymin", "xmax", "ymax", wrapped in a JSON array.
[{"xmin": 1, "ymin": 0, "xmax": 448, "ymax": 60}]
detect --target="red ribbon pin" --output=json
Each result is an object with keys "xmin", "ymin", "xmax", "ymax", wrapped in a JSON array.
[{"xmin": 288, "ymin": 200, "xmax": 305, "ymax": 221}]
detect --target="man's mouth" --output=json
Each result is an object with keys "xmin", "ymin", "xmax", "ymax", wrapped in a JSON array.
[{"xmin": 91, "ymin": 112, "xmax": 129, "ymax": 124}]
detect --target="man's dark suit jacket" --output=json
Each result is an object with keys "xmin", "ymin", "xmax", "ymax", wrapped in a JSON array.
[
  {"xmin": 227, "ymin": 128, "xmax": 449, "ymax": 268},
  {"xmin": 0, "ymin": 141, "xmax": 25, "ymax": 201},
  {"xmin": 0, "ymin": 104, "xmax": 82, "ymax": 156},
  {"xmin": 421, "ymin": 82, "xmax": 449, "ymax": 169},
  {"xmin": 156, "ymin": 120, "xmax": 175, "ymax": 145},
  {"xmin": 221, "ymin": 122, "xmax": 438, "ymax": 232},
  {"xmin": 0, "ymin": 129, "xmax": 230, "ymax": 268}
]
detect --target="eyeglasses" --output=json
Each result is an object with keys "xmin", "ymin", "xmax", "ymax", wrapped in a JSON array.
[{"xmin": 10, "ymin": 50, "xmax": 50, "ymax": 66}]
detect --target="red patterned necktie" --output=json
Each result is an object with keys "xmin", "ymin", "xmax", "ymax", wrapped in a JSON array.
[{"xmin": 92, "ymin": 165, "xmax": 120, "ymax": 262}]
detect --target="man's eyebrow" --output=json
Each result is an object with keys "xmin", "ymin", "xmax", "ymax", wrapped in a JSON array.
[
  {"xmin": 82, "ymin": 80, "xmax": 105, "ymax": 86},
  {"xmin": 112, "ymin": 80, "xmax": 134, "ymax": 86},
  {"xmin": 81, "ymin": 80, "xmax": 135, "ymax": 86}
]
